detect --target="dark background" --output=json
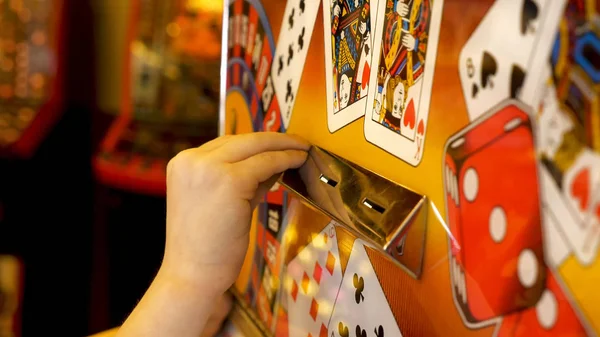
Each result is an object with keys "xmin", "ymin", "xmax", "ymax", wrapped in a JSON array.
[{"xmin": 0, "ymin": 0, "xmax": 201, "ymax": 335}]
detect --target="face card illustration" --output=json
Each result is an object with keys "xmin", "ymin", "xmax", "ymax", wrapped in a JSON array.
[
  {"xmin": 537, "ymin": 85, "xmax": 600, "ymax": 265},
  {"xmin": 364, "ymin": 0, "xmax": 444, "ymax": 166},
  {"xmin": 458, "ymin": 0, "xmax": 566, "ymax": 121},
  {"xmin": 284, "ymin": 223, "xmax": 343, "ymax": 337},
  {"xmin": 271, "ymin": 0, "xmax": 321, "ymax": 129},
  {"xmin": 323, "ymin": 0, "xmax": 379, "ymax": 132},
  {"xmin": 328, "ymin": 240, "xmax": 403, "ymax": 337}
]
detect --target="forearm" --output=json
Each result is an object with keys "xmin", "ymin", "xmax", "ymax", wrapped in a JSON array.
[{"xmin": 116, "ymin": 268, "xmax": 219, "ymax": 337}]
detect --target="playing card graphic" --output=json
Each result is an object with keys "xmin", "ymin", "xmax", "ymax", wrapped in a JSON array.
[
  {"xmin": 284, "ymin": 223, "xmax": 344, "ymax": 337},
  {"xmin": 458, "ymin": 0, "xmax": 566, "ymax": 121},
  {"xmin": 328, "ymin": 240, "xmax": 403, "ymax": 337},
  {"xmin": 323, "ymin": 0, "xmax": 378, "ymax": 132},
  {"xmin": 271, "ymin": 0, "xmax": 321, "ymax": 129},
  {"xmin": 364, "ymin": 0, "xmax": 444, "ymax": 166}
]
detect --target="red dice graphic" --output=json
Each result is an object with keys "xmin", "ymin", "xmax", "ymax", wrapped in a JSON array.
[
  {"xmin": 443, "ymin": 99, "xmax": 546, "ymax": 323},
  {"xmin": 495, "ymin": 270, "xmax": 590, "ymax": 336}
]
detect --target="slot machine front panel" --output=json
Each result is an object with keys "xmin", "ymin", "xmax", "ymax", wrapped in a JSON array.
[{"xmin": 222, "ymin": 0, "xmax": 600, "ymax": 336}]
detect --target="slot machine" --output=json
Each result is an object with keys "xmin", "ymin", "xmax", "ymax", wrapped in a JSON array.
[
  {"xmin": 0, "ymin": 0, "xmax": 66, "ymax": 158},
  {"xmin": 221, "ymin": 0, "xmax": 600, "ymax": 336},
  {"xmin": 93, "ymin": 0, "xmax": 222, "ymax": 196}
]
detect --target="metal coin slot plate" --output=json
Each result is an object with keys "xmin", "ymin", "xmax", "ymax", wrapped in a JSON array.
[{"xmin": 280, "ymin": 146, "xmax": 428, "ymax": 278}]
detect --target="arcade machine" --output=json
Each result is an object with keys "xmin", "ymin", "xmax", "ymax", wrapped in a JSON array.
[
  {"xmin": 0, "ymin": 1, "xmax": 70, "ymax": 335},
  {"xmin": 93, "ymin": 0, "xmax": 222, "ymax": 196},
  {"xmin": 90, "ymin": 0, "xmax": 223, "ymax": 328},
  {"xmin": 221, "ymin": 0, "xmax": 600, "ymax": 336}
]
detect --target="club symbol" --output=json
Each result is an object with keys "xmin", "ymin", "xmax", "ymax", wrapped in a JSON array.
[
  {"xmin": 287, "ymin": 43, "xmax": 294, "ymax": 65},
  {"xmin": 288, "ymin": 8, "xmax": 295, "ymax": 30},
  {"xmin": 298, "ymin": 27, "xmax": 306, "ymax": 52},
  {"xmin": 374, "ymin": 325, "xmax": 384, "ymax": 337},
  {"xmin": 338, "ymin": 322, "xmax": 349, "ymax": 337},
  {"xmin": 352, "ymin": 273, "xmax": 365, "ymax": 304},
  {"xmin": 285, "ymin": 80, "xmax": 294, "ymax": 103},
  {"xmin": 356, "ymin": 325, "xmax": 367, "ymax": 337},
  {"xmin": 277, "ymin": 55, "xmax": 284, "ymax": 76}
]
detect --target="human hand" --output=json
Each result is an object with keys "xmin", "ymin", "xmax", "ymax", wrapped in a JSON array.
[
  {"xmin": 200, "ymin": 292, "xmax": 233, "ymax": 337},
  {"xmin": 402, "ymin": 34, "xmax": 416, "ymax": 51},
  {"xmin": 161, "ymin": 132, "xmax": 310, "ymax": 296},
  {"xmin": 396, "ymin": 2, "xmax": 409, "ymax": 17}
]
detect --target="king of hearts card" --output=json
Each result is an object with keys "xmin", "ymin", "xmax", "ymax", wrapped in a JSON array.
[{"xmin": 222, "ymin": 0, "xmax": 600, "ymax": 336}]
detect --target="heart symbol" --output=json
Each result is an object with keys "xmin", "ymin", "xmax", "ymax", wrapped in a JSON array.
[
  {"xmin": 403, "ymin": 99, "xmax": 416, "ymax": 129},
  {"xmin": 571, "ymin": 168, "xmax": 590, "ymax": 211},
  {"xmin": 417, "ymin": 119, "xmax": 424, "ymax": 135},
  {"xmin": 361, "ymin": 63, "xmax": 371, "ymax": 90}
]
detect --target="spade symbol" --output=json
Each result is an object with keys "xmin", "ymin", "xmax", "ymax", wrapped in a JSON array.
[
  {"xmin": 365, "ymin": 43, "xmax": 370, "ymax": 56},
  {"xmin": 355, "ymin": 326, "xmax": 367, "ymax": 337},
  {"xmin": 288, "ymin": 8, "xmax": 295, "ymax": 30},
  {"xmin": 471, "ymin": 83, "xmax": 479, "ymax": 98},
  {"xmin": 299, "ymin": 0, "xmax": 306, "ymax": 14},
  {"xmin": 298, "ymin": 27, "xmax": 306, "ymax": 51},
  {"xmin": 480, "ymin": 51, "xmax": 497, "ymax": 90},
  {"xmin": 510, "ymin": 64, "xmax": 526, "ymax": 99},
  {"xmin": 338, "ymin": 322, "xmax": 349, "ymax": 337},
  {"xmin": 352, "ymin": 273, "xmax": 365, "ymax": 304},
  {"xmin": 287, "ymin": 44, "xmax": 294, "ymax": 65},
  {"xmin": 277, "ymin": 55, "xmax": 284, "ymax": 76},
  {"xmin": 374, "ymin": 325, "xmax": 384, "ymax": 337},
  {"xmin": 285, "ymin": 80, "xmax": 294, "ymax": 103},
  {"xmin": 521, "ymin": 0, "xmax": 539, "ymax": 35}
]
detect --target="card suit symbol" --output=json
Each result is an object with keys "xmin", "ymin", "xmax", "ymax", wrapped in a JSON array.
[
  {"xmin": 417, "ymin": 119, "xmax": 424, "ymax": 136},
  {"xmin": 471, "ymin": 83, "xmax": 479, "ymax": 98},
  {"xmin": 286, "ymin": 79, "xmax": 294, "ymax": 103},
  {"xmin": 298, "ymin": 27, "xmax": 306, "ymax": 51},
  {"xmin": 374, "ymin": 325, "xmax": 384, "ymax": 337},
  {"xmin": 355, "ymin": 325, "xmax": 367, "ymax": 337},
  {"xmin": 403, "ymin": 99, "xmax": 416, "ymax": 129},
  {"xmin": 338, "ymin": 322, "xmax": 349, "ymax": 337},
  {"xmin": 299, "ymin": 0, "xmax": 306, "ymax": 14},
  {"xmin": 287, "ymin": 43, "xmax": 295, "ymax": 65},
  {"xmin": 510, "ymin": 64, "xmax": 526, "ymax": 99},
  {"xmin": 277, "ymin": 55, "xmax": 284, "ymax": 76},
  {"xmin": 521, "ymin": 0, "xmax": 539, "ymax": 35},
  {"xmin": 480, "ymin": 51, "xmax": 497, "ymax": 89},
  {"xmin": 361, "ymin": 62, "xmax": 371, "ymax": 90},
  {"xmin": 352, "ymin": 273, "xmax": 365, "ymax": 304},
  {"xmin": 365, "ymin": 43, "xmax": 370, "ymax": 56},
  {"xmin": 571, "ymin": 168, "xmax": 590, "ymax": 211},
  {"xmin": 288, "ymin": 8, "xmax": 295, "ymax": 30}
]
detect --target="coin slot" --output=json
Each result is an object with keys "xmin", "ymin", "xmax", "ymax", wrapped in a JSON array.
[
  {"xmin": 362, "ymin": 198, "xmax": 386, "ymax": 214},
  {"xmin": 319, "ymin": 174, "xmax": 338, "ymax": 187}
]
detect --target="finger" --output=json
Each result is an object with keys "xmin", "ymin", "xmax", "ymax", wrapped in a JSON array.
[
  {"xmin": 234, "ymin": 150, "xmax": 308, "ymax": 187},
  {"xmin": 213, "ymin": 132, "xmax": 310, "ymax": 162},
  {"xmin": 250, "ymin": 174, "xmax": 281, "ymax": 210},
  {"xmin": 196, "ymin": 134, "xmax": 235, "ymax": 153}
]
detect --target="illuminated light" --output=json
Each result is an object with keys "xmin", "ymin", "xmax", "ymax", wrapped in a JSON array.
[
  {"xmin": 298, "ymin": 248, "xmax": 312, "ymax": 265},
  {"xmin": 31, "ymin": 30, "xmax": 46, "ymax": 46},
  {"xmin": 29, "ymin": 73, "xmax": 45, "ymax": 90},
  {"xmin": 185, "ymin": 0, "xmax": 223, "ymax": 13},
  {"xmin": 17, "ymin": 107, "xmax": 34, "ymax": 123},
  {"xmin": 0, "ymin": 85, "xmax": 13, "ymax": 99},
  {"xmin": 2, "ymin": 128, "xmax": 19, "ymax": 144},
  {"xmin": 0, "ymin": 59, "xmax": 14, "ymax": 72},
  {"xmin": 166, "ymin": 23, "xmax": 181, "ymax": 38}
]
